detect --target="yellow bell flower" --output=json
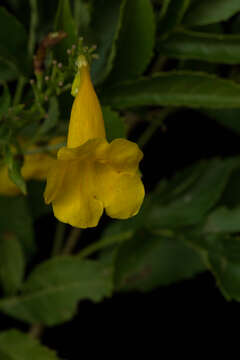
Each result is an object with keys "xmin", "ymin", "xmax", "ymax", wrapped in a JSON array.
[
  {"xmin": 0, "ymin": 137, "xmax": 64, "ymax": 196},
  {"xmin": 44, "ymin": 56, "xmax": 145, "ymax": 228}
]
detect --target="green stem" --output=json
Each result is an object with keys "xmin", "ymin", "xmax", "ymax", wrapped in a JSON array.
[
  {"xmin": 28, "ymin": 324, "xmax": 44, "ymax": 340},
  {"xmin": 13, "ymin": 76, "xmax": 26, "ymax": 106},
  {"xmin": 51, "ymin": 222, "xmax": 66, "ymax": 256},
  {"xmin": 62, "ymin": 228, "xmax": 82, "ymax": 255},
  {"xmin": 28, "ymin": 0, "xmax": 38, "ymax": 55},
  {"xmin": 78, "ymin": 231, "xmax": 132, "ymax": 259},
  {"xmin": 138, "ymin": 107, "xmax": 175, "ymax": 148}
]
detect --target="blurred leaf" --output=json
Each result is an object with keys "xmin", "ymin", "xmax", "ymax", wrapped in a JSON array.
[
  {"xmin": 0, "ymin": 196, "xmax": 35, "ymax": 259},
  {"xmin": 0, "ymin": 330, "xmax": 59, "ymax": 359},
  {"xmin": 158, "ymin": 0, "xmax": 171, "ymax": 20},
  {"xmin": 203, "ymin": 206, "xmax": 240, "ymax": 234},
  {"xmin": 91, "ymin": 0, "xmax": 125, "ymax": 85},
  {"xmin": 102, "ymin": 106, "xmax": 126, "ymax": 141},
  {"xmin": 158, "ymin": 0, "xmax": 190, "ymax": 37},
  {"xmin": 183, "ymin": 230, "xmax": 240, "ymax": 301},
  {"xmin": 114, "ymin": 231, "xmax": 205, "ymax": 292},
  {"xmin": 158, "ymin": 29, "xmax": 240, "ymax": 64},
  {"xmin": 200, "ymin": 108, "xmax": 240, "ymax": 134},
  {"xmin": 0, "ymin": 85, "xmax": 10, "ymax": 121},
  {"xmin": 54, "ymin": 0, "xmax": 78, "ymax": 62},
  {"xmin": 191, "ymin": 23, "xmax": 223, "ymax": 34},
  {"xmin": 184, "ymin": 0, "xmax": 240, "ymax": 26},
  {"xmin": 101, "ymin": 71, "xmax": 240, "ymax": 109},
  {"xmin": 4, "ymin": 146, "xmax": 26, "ymax": 195},
  {"xmin": 231, "ymin": 13, "xmax": 240, "ymax": 34},
  {"xmin": 0, "ymin": 7, "xmax": 30, "ymax": 75},
  {"xmin": 27, "ymin": 181, "xmax": 51, "ymax": 220},
  {"xmin": 0, "ymin": 61, "xmax": 18, "ymax": 83},
  {"xmin": 0, "ymin": 256, "xmax": 113, "ymax": 325},
  {"xmin": 38, "ymin": 97, "xmax": 59, "ymax": 135},
  {"xmin": 145, "ymin": 158, "xmax": 240, "ymax": 230},
  {"xmin": 107, "ymin": 0, "xmax": 155, "ymax": 83},
  {"xmin": 178, "ymin": 59, "xmax": 219, "ymax": 75},
  {"xmin": 219, "ymin": 168, "xmax": 240, "ymax": 208},
  {"xmin": 73, "ymin": 0, "xmax": 91, "ymax": 33},
  {"xmin": 208, "ymin": 243, "xmax": 240, "ymax": 301},
  {"xmin": 0, "ymin": 234, "xmax": 25, "ymax": 296}
]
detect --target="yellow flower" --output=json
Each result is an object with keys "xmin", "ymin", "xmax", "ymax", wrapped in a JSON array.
[
  {"xmin": 44, "ymin": 57, "xmax": 145, "ymax": 228},
  {"xmin": 0, "ymin": 137, "xmax": 64, "ymax": 196}
]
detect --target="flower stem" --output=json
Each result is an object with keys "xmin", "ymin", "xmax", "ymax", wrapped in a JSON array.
[
  {"xmin": 51, "ymin": 222, "xmax": 66, "ymax": 256},
  {"xmin": 62, "ymin": 228, "xmax": 82, "ymax": 255},
  {"xmin": 13, "ymin": 76, "xmax": 26, "ymax": 106},
  {"xmin": 29, "ymin": 324, "xmax": 44, "ymax": 340}
]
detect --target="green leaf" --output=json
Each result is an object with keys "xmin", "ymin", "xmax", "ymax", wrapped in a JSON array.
[
  {"xmin": 115, "ymin": 231, "xmax": 205, "ymax": 291},
  {"xmin": 4, "ymin": 146, "xmax": 26, "ymax": 195},
  {"xmin": 54, "ymin": 0, "xmax": 78, "ymax": 62},
  {"xmin": 158, "ymin": 0, "xmax": 171, "ymax": 20},
  {"xmin": 0, "ymin": 61, "xmax": 18, "ymax": 83},
  {"xmin": 0, "ymin": 330, "xmax": 59, "ymax": 359},
  {"xmin": 158, "ymin": 0, "xmax": 190, "ymax": 37},
  {"xmin": 101, "ymin": 71, "xmax": 240, "ymax": 109},
  {"xmin": 102, "ymin": 106, "xmax": 126, "ymax": 142},
  {"xmin": 183, "ymin": 230, "xmax": 240, "ymax": 301},
  {"xmin": 200, "ymin": 108, "xmax": 240, "ymax": 134},
  {"xmin": 0, "ymin": 256, "xmax": 113, "ymax": 325},
  {"xmin": 184, "ymin": 0, "xmax": 240, "ymax": 26},
  {"xmin": 158, "ymin": 29, "xmax": 240, "ymax": 64},
  {"xmin": 91, "ymin": 0, "xmax": 125, "ymax": 85},
  {"xmin": 73, "ymin": 0, "xmax": 91, "ymax": 33},
  {"xmin": 203, "ymin": 206, "xmax": 240, "ymax": 234},
  {"xmin": 219, "ymin": 168, "xmax": 240, "ymax": 208},
  {"xmin": 0, "ymin": 7, "xmax": 30, "ymax": 75},
  {"xmin": 208, "ymin": 246, "xmax": 240, "ymax": 301},
  {"xmin": 145, "ymin": 158, "xmax": 240, "ymax": 229},
  {"xmin": 107, "ymin": 0, "xmax": 155, "ymax": 83},
  {"xmin": 0, "ymin": 196, "xmax": 35, "ymax": 259},
  {"xmin": 0, "ymin": 234, "xmax": 25, "ymax": 296},
  {"xmin": 0, "ymin": 85, "xmax": 10, "ymax": 121},
  {"xmin": 38, "ymin": 97, "xmax": 59, "ymax": 135}
]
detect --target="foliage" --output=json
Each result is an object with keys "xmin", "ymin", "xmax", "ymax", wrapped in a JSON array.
[{"xmin": 1, "ymin": 0, "xmax": 240, "ymax": 357}]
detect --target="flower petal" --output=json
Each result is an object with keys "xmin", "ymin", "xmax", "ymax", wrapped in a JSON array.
[
  {"xmin": 58, "ymin": 138, "xmax": 107, "ymax": 161},
  {"xmin": 95, "ymin": 163, "xmax": 145, "ymax": 219},
  {"xmin": 105, "ymin": 139, "xmax": 143, "ymax": 172},
  {"xmin": 44, "ymin": 159, "xmax": 67, "ymax": 204},
  {"xmin": 50, "ymin": 159, "xmax": 104, "ymax": 228}
]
